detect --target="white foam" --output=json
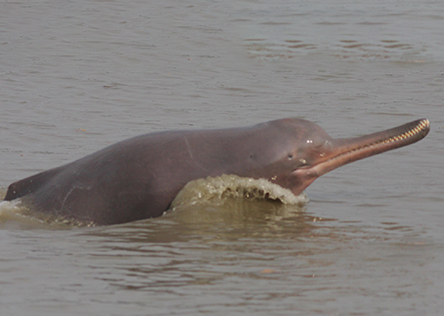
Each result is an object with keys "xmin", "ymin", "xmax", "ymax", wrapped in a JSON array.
[{"xmin": 171, "ymin": 174, "xmax": 308, "ymax": 209}]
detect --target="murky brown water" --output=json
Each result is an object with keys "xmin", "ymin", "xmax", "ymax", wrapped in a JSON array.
[{"xmin": 1, "ymin": 0, "xmax": 443, "ymax": 315}]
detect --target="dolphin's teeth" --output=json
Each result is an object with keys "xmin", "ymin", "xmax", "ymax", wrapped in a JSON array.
[
  {"xmin": 327, "ymin": 119, "xmax": 429, "ymax": 164},
  {"xmin": 378, "ymin": 119, "xmax": 429, "ymax": 145}
]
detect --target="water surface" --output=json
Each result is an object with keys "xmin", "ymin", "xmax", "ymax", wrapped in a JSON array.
[{"xmin": 1, "ymin": 0, "xmax": 443, "ymax": 315}]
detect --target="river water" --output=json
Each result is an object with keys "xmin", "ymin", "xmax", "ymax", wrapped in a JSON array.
[{"xmin": 1, "ymin": 0, "xmax": 444, "ymax": 315}]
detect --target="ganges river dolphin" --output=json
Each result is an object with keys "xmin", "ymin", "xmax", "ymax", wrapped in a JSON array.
[{"xmin": 4, "ymin": 118, "xmax": 429, "ymax": 225}]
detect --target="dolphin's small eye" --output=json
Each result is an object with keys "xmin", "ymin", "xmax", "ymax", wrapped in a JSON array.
[{"xmin": 287, "ymin": 154, "xmax": 294, "ymax": 160}]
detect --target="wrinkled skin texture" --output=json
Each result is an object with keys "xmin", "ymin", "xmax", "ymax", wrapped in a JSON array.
[{"xmin": 4, "ymin": 118, "xmax": 429, "ymax": 225}]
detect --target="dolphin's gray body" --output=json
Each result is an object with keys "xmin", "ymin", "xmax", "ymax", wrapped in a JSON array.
[{"xmin": 4, "ymin": 118, "xmax": 430, "ymax": 225}]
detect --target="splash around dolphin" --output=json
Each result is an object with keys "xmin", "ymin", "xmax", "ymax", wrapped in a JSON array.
[{"xmin": 4, "ymin": 118, "xmax": 430, "ymax": 225}]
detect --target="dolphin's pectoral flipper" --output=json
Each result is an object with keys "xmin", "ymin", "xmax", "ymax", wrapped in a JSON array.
[{"xmin": 4, "ymin": 168, "xmax": 62, "ymax": 201}]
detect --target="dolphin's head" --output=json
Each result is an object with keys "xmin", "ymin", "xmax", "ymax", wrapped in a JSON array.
[{"xmin": 263, "ymin": 118, "xmax": 430, "ymax": 195}]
